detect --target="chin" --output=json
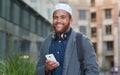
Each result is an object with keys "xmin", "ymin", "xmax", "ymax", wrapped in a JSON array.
[{"xmin": 55, "ymin": 30, "xmax": 63, "ymax": 34}]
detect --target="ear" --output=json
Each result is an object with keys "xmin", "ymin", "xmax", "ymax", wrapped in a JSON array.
[{"xmin": 70, "ymin": 18, "xmax": 73, "ymax": 24}]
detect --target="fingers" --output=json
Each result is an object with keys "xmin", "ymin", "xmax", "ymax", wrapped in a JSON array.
[{"xmin": 45, "ymin": 60, "xmax": 59, "ymax": 73}]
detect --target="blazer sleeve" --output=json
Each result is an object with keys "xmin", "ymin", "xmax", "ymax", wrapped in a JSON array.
[
  {"xmin": 82, "ymin": 35, "xmax": 99, "ymax": 75},
  {"xmin": 36, "ymin": 34, "xmax": 52, "ymax": 75},
  {"xmin": 36, "ymin": 43, "xmax": 46, "ymax": 75}
]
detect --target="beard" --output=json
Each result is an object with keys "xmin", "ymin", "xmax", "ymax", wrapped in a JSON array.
[{"xmin": 53, "ymin": 22, "xmax": 70, "ymax": 34}]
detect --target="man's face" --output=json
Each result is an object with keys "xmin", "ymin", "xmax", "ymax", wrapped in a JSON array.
[{"xmin": 52, "ymin": 10, "xmax": 72, "ymax": 34}]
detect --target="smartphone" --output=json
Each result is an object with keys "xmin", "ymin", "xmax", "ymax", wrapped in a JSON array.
[{"xmin": 45, "ymin": 54, "xmax": 57, "ymax": 62}]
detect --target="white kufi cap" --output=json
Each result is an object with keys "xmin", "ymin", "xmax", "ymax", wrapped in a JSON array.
[{"xmin": 53, "ymin": 3, "xmax": 72, "ymax": 17}]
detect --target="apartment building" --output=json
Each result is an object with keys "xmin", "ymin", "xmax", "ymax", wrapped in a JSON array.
[
  {"xmin": 73, "ymin": 0, "xmax": 120, "ymax": 72},
  {"xmin": 92, "ymin": 0, "xmax": 120, "ymax": 71}
]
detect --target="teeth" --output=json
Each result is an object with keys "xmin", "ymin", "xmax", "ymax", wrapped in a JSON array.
[{"xmin": 57, "ymin": 24, "xmax": 63, "ymax": 27}]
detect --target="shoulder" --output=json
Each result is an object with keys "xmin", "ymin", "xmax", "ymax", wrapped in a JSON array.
[
  {"xmin": 77, "ymin": 33, "xmax": 93, "ymax": 46},
  {"xmin": 76, "ymin": 32, "xmax": 89, "ymax": 40},
  {"xmin": 81, "ymin": 34, "xmax": 93, "ymax": 47}
]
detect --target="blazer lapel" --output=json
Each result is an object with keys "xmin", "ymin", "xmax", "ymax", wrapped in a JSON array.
[{"xmin": 62, "ymin": 30, "xmax": 77, "ymax": 75}]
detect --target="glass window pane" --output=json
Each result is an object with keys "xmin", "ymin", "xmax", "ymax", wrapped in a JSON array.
[
  {"xmin": 79, "ymin": 10, "xmax": 87, "ymax": 20},
  {"xmin": 12, "ymin": 3, "xmax": 20, "ymax": 25},
  {"xmin": 91, "ymin": 0, "xmax": 95, "ymax": 6},
  {"xmin": 22, "ymin": 10, "xmax": 30, "ymax": 29},
  {"xmin": 106, "ymin": 41, "xmax": 113, "ymax": 51},
  {"xmin": 91, "ymin": 27, "xmax": 97, "ymax": 37},
  {"xmin": 105, "ymin": 25, "xmax": 112, "ymax": 35},
  {"xmin": 0, "ymin": 0, "xmax": 2, "ymax": 16},
  {"xmin": 91, "ymin": 12, "xmax": 96, "ymax": 22},
  {"xmin": 21, "ymin": 39, "xmax": 30, "ymax": 55},
  {"xmin": 79, "ymin": 26, "xmax": 86, "ymax": 35},
  {"xmin": 36, "ymin": 20, "xmax": 42, "ymax": 35},
  {"xmin": 30, "ymin": 15, "xmax": 35, "ymax": 32},
  {"xmin": 6, "ymin": 0, "xmax": 11, "ymax": 21},
  {"xmin": 104, "ymin": 9, "xmax": 112, "ymax": 19},
  {"xmin": 1, "ymin": 0, "xmax": 6, "ymax": 18}
]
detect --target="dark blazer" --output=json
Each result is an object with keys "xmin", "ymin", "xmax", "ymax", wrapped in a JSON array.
[{"xmin": 36, "ymin": 29, "xmax": 99, "ymax": 75}]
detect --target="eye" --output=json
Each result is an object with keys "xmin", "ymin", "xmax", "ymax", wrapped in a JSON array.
[
  {"xmin": 61, "ymin": 16, "xmax": 66, "ymax": 20},
  {"xmin": 53, "ymin": 16, "xmax": 58, "ymax": 20}
]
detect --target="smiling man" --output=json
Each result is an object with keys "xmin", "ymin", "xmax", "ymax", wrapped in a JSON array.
[{"xmin": 36, "ymin": 3, "xmax": 99, "ymax": 75}]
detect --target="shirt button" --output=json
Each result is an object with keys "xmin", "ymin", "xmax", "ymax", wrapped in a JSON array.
[
  {"xmin": 57, "ymin": 51, "xmax": 60, "ymax": 54},
  {"xmin": 59, "ymin": 40, "xmax": 61, "ymax": 43}
]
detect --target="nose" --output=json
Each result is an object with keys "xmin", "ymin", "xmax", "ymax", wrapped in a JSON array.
[{"xmin": 56, "ymin": 17, "xmax": 61, "ymax": 22}]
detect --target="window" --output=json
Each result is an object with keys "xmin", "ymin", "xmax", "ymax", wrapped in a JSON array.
[
  {"xmin": 1, "ymin": 0, "xmax": 6, "ymax": 18},
  {"xmin": 0, "ymin": 0, "xmax": 2, "ymax": 16},
  {"xmin": 21, "ymin": 39, "xmax": 30, "ymax": 55},
  {"xmin": 104, "ymin": 9, "xmax": 112, "ymax": 19},
  {"xmin": 30, "ymin": 15, "xmax": 36, "ymax": 33},
  {"xmin": 91, "ymin": 0, "xmax": 95, "ymax": 6},
  {"xmin": 79, "ymin": 10, "xmax": 87, "ymax": 20},
  {"xmin": 11, "ymin": 3, "xmax": 20, "ymax": 25},
  {"xmin": 79, "ymin": 26, "xmax": 86, "ymax": 35},
  {"xmin": 106, "ymin": 41, "xmax": 113, "ymax": 51},
  {"xmin": 14, "ymin": 40, "xmax": 19, "ymax": 54},
  {"xmin": 22, "ymin": 10, "xmax": 30, "ymax": 30},
  {"xmin": 91, "ymin": 12, "xmax": 96, "ymax": 22},
  {"xmin": 91, "ymin": 27, "xmax": 97, "ymax": 37},
  {"xmin": 36, "ymin": 20, "xmax": 42, "ymax": 35},
  {"xmin": 105, "ymin": 25, "xmax": 112, "ymax": 35},
  {"xmin": 6, "ymin": 33, "xmax": 14, "ymax": 56}
]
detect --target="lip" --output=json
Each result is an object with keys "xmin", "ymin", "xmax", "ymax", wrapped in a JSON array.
[
  {"xmin": 54, "ymin": 24, "xmax": 64, "ymax": 28},
  {"xmin": 56, "ymin": 24, "xmax": 63, "ymax": 27}
]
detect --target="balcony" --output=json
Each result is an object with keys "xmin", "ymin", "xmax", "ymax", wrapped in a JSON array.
[{"xmin": 103, "ymin": 49, "xmax": 114, "ymax": 56}]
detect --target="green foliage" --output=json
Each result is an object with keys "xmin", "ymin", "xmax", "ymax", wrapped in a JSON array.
[
  {"xmin": 100, "ymin": 66, "xmax": 109, "ymax": 72},
  {"xmin": 0, "ymin": 55, "xmax": 36, "ymax": 75}
]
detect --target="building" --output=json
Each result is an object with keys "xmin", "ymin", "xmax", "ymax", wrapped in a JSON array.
[
  {"xmin": 72, "ymin": 0, "xmax": 120, "ymax": 72},
  {"xmin": 23, "ymin": 0, "xmax": 71, "ymax": 22},
  {"xmin": 0, "ymin": 0, "xmax": 52, "ymax": 61}
]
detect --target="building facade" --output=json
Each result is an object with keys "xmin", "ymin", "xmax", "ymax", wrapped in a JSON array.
[
  {"xmin": 0, "ymin": 0, "xmax": 52, "ymax": 61},
  {"xmin": 72, "ymin": 0, "xmax": 120, "ymax": 72}
]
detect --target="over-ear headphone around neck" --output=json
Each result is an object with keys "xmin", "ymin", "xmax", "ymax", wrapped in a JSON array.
[
  {"xmin": 52, "ymin": 28, "xmax": 72, "ymax": 40},
  {"xmin": 52, "ymin": 33, "xmax": 68, "ymax": 40}
]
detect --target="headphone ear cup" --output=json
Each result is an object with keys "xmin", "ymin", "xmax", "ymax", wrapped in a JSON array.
[
  {"xmin": 60, "ymin": 33, "xmax": 67, "ymax": 39},
  {"xmin": 61, "ymin": 33, "xmax": 64, "ymax": 39},
  {"xmin": 64, "ymin": 34, "xmax": 67, "ymax": 38}
]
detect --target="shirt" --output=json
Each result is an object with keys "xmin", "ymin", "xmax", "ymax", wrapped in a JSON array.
[{"xmin": 49, "ymin": 29, "xmax": 71, "ymax": 75}]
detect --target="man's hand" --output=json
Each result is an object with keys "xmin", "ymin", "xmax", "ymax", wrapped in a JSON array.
[{"xmin": 45, "ymin": 60, "xmax": 59, "ymax": 73}]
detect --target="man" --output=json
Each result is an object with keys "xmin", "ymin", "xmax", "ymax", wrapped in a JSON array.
[{"xmin": 36, "ymin": 3, "xmax": 99, "ymax": 75}]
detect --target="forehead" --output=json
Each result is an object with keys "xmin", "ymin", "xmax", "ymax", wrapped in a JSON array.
[{"xmin": 53, "ymin": 10, "xmax": 69, "ymax": 16}]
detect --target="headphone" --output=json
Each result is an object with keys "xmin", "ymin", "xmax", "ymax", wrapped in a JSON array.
[
  {"xmin": 52, "ymin": 33, "xmax": 68, "ymax": 40},
  {"xmin": 52, "ymin": 29, "xmax": 71, "ymax": 40}
]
